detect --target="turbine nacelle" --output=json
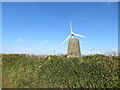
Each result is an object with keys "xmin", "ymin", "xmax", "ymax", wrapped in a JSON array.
[
  {"xmin": 62, "ymin": 20, "xmax": 85, "ymax": 44},
  {"xmin": 71, "ymin": 34, "xmax": 74, "ymax": 36}
]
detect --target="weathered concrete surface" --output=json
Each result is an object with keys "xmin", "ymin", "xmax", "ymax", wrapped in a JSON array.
[{"xmin": 67, "ymin": 38, "xmax": 81, "ymax": 58}]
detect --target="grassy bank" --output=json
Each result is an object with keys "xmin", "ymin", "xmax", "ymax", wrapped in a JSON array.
[{"xmin": 2, "ymin": 54, "xmax": 119, "ymax": 88}]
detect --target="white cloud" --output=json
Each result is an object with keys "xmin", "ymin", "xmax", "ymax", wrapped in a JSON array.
[
  {"xmin": 79, "ymin": 40, "xmax": 85, "ymax": 44},
  {"xmin": 10, "ymin": 46, "xmax": 20, "ymax": 50},
  {"xmin": 16, "ymin": 38, "xmax": 23, "ymax": 43},
  {"xmin": 41, "ymin": 40, "xmax": 49, "ymax": 44}
]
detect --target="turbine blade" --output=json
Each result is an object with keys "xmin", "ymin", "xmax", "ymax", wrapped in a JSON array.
[
  {"xmin": 74, "ymin": 33, "xmax": 85, "ymax": 38},
  {"xmin": 70, "ymin": 20, "xmax": 73, "ymax": 34},
  {"xmin": 62, "ymin": 34, "xmax": 71, "ymax": 44}
]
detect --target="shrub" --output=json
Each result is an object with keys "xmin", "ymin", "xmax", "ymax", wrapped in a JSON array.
[{"xmin": 2, "ymin": 54, "xmax": 119, "ymax": 88}]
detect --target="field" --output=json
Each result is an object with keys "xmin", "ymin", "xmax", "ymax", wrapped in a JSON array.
[{"xmin": 2, "ymin": 54, "xmax": 120, "ymax": 88}]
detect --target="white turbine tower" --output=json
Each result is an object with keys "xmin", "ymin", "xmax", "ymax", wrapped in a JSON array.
[{"xmin": 62, "ymin": 20, "xmax": 85, "ymax": 44}]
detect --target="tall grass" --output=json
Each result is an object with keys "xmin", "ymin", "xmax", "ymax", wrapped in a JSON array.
[{"xmin": 2, "ymin": 54, "xmax": 119, "ymax": 88}]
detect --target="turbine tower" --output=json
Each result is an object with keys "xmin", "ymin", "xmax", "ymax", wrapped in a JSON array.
[{"xmin": 62, "ymin": 20, "xmax": 85, "ymax": 58}]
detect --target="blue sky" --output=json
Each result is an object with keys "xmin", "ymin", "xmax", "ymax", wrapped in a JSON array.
[{"xmin": 2, "ymin": 2, "xmax": 118, "ymax": 55}]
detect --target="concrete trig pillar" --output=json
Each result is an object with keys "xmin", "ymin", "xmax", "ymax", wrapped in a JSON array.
[{"xmin": 67, "ymin": 38, "xmax": 81, "ymax": 58}]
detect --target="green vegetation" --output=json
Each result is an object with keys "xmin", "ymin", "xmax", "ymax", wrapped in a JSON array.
[{"xmin": 2, "ymin": 54, "xmax": 119, "ymax": 88}]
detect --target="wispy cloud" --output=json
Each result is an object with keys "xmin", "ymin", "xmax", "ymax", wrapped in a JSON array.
[
  {"xmin": 16, "ymin": 38, "xmax": 23, "ymax": 43},
  {"xmin": 41, "ymin": 40, "xmax": 49, "ymax": 44},
  {"xmin": 10, "ymin": 46, "xmax": 20, "ymax": 50},
  {"xmin": 79, "ymin": 40, "xmax": 85, "ymax": 44}
]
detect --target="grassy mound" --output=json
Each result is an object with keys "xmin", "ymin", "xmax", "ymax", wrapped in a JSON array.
[{"xmin": 2, "ymin": 54, "xmax": 119, "ymax": 88}]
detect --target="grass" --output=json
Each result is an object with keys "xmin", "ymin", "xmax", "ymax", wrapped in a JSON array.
[{"xmin": 2, "ymin": 54, "xmax": 120, "ymax": 88}]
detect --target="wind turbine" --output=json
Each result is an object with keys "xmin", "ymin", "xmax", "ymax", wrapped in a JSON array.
[{"xmin": 62, "ymin": 20, "xmax": 85, "ymax": 44}]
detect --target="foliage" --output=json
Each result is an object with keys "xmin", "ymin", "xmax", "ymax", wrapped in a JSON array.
[{"xmin": 2, "ymin": 54, "xmax": 119, "ymax": 88}]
